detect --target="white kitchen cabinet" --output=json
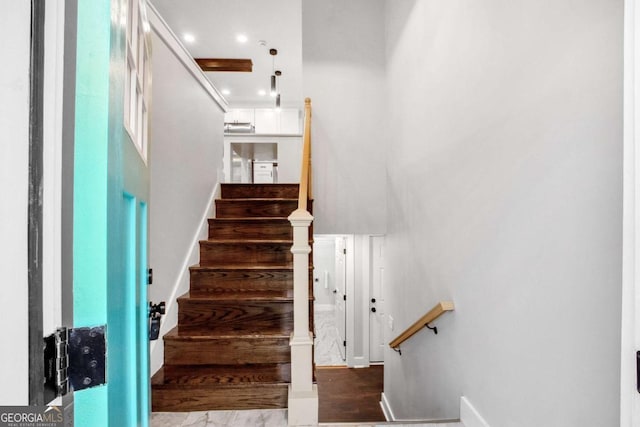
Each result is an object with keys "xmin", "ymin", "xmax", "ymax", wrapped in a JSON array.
[{"xmin": 224, "ymin": 108, "xmax": 254, "ymax": 124}]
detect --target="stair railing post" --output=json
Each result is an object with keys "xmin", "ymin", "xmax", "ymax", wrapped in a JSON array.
[{"xmin": 287, "ymin": 207, "xmax": 318, "ymax": 426}]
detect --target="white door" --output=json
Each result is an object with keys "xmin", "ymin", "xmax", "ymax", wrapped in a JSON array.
[
  {"xmin": 369, "ymin": 236, "xmax": 385, "ymax": 363},
  {"xmin": 334, "ymin": 236, "xmax": 347, "ymax": 360},
  {"xmin": 622, "ymin": 0, "xmax": 640, "ymax": 424}
]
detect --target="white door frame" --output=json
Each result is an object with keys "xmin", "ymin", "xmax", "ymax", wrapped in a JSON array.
[
  {"xmin": 42, "ymin": 0, "xmax": 66, "ymax": 342},
  {"xmin": 368, "ymin": 235, "xmax": 385, "ymax": 363},
  {"xmin": 622, "ymin": 0, "xmax": 640, "ymax": 425}
]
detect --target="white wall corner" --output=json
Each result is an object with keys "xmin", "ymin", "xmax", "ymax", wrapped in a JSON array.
[
  {"xmin": 380, "ymin": 392, "xmax": 395, "ymax": 421},
  {"xmin": 461, "ymin": 396, "xmax": 491, "ymax": 427}
]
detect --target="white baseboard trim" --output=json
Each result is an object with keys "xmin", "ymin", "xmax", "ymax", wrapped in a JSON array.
[
  {"xmin": 150, "ymin": 183, "xmax": 219, "ymax": 373},
  {"xmin": 380, "ymin": 392, "xmax": 394, "ymax": 421},
  {"xmin": 460, "ymin": 396, "xmax": 490, "ymax": 427}
]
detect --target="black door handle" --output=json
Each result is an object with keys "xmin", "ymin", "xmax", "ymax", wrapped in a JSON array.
[
  {"xmin": 371, "ymin": 298, "xmax": 376, "ymax": 303},
  {"xmin": 371, "ymin": 307, "xmax": 376, "ymax": 313}
]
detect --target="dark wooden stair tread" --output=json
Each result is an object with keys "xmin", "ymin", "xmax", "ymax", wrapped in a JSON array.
[
  {"xmin": 177, "ymin": 291, "xmax": 312, "ymax": 301},
  {"xmin": 220, "ymin": 183, "xmax": 300, "ymax": 199},
  {"xmin": 152, "ymin": 363, "xmax": 291, "ymax": 386},
  {"xmin": 163, "ymin": 326, "xmax": 291, "ymax": 340},
  {"xmin": 214, "ymin": 199, "xmax": 302, "ymax": 218},
  {"xmin": 178, "ymin": 290, "xmax": 294, "ymax": 301},
  {"xmin": 218, "ymin": 197, "xmax": 298, "ymax": 201},
  {"xmin": 190, "ymin": 264, "xmax": 311, "ymax": 271},
  {"xmin": 201, "ymin": 239, "xmax": 293, "ymax": 244},
  {"xmin": 209, "ymin": 217, "xmax": 292, "ymax": 221}
]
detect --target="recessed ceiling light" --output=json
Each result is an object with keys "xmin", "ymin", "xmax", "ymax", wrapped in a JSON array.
[
  {"xmin": 236, "ymin": 34, "xmax": 248, "ymax": 44},
  {"xmin": 221, "ymin": 89, "xmax": 231, "ymax": 96},
  {"xmin": 258, "ymin": 89, "xmax": 266, "ymax": 96},
  {"xmin": 183, "ymin": 33, "xmax": 195, "ymax": 43}
]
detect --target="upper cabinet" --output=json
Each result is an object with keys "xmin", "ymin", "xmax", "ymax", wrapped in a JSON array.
[
  {"xmin": 225, "ymin": 108, "xmax": 301, "ymax": 135},
  {"xmin": 224, "ymin": 108, "xmax": 255, "ymax": 125}
]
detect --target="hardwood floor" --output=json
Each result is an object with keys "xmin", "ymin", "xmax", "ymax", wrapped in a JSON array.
[{"xmin": 317, "ymin": 365, "xmax": 385, "ymax": 423}]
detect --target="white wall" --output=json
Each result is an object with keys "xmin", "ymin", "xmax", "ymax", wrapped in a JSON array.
[
  {"xmin": 0, "ymin": 1, "xmax": 30, "ymax": 405},
  {"xmin": 383, "ymin": 1, "xmax": 623, "ymax": 426},
  {"xmin": 302, "ymin": 0, "xmax": 387, "ymax": 235},
  {"xmin": 148, "ymin": 5, "xmax": 226, "ymax": 374}
]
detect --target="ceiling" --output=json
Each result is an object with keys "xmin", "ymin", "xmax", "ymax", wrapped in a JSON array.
[{"xmin": 150, "ymin": 0, "xmax": 303, "ymax": 109}]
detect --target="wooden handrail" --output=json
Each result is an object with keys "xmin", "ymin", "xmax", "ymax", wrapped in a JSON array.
[
  {"xmin": 298, "ymin": 98, "xmax": 312, "ymax": 211},
  {"xmin": 389, "ymin": 301, "xmax": 454, "ymax": 350}
]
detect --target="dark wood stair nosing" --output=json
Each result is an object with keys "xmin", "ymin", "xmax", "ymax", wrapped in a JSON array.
[{"xmin": 152, "ymin": 363, "xmax": 292, "ymax": 386}]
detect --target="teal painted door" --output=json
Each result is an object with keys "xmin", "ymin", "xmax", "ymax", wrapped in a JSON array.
[{"xmin": 74, "ymin": 0, "xmax": 151, "ymax": 425}]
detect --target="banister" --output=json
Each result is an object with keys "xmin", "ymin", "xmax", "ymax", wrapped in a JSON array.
[
  {"xmin": 288, "ymin": 98, "xmax": 318, "ymax": 426},
  {"xmin": 297, "ymin": 98, "xmax": 312, "ymax": 211},
  {"xmin": 389, "ymin": 301, "xmax": 454, "ymax": 351}
]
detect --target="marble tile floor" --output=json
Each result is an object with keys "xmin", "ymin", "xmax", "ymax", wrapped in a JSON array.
[
  {"xmin": 151, "ymin": 409, "xmax": 287, "ymax": 427},
  {"xmin": 314, "ymin": 305, "xmax": 346, "ymax": 366},
  {"xmin": 151, "ymin": 410, "xmax": 464, "ymax": 427}
]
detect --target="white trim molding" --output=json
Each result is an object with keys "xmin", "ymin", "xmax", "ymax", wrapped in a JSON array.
[
  {"xmin": 622, "ymin": 0, "xmax": 640, "ymax": 425},
  {"xmin": 287, "ymin": 209, "xmax": 318, "ymax": 426},
  {"xmin": 380, "ymin": 392, "xmax": 394, "ymax": 421},
  {"xmin": 460, "ymin": 396, "xmax": 491, "ymax": 427},
  {"xmin": 146, "ymin": 2, "xmax": 227, "ymax": 112}
]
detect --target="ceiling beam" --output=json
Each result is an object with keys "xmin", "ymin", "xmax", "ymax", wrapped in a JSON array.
[{"xmin": 194, "ymin": 58, "xmax": 253, "ymax": 72}]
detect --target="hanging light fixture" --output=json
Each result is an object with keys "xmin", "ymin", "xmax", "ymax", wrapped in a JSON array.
[
  {"xmin": 275, "ymin": 70, "xmax": 282, "ymax": 110},
  {"xmin": 270, "ymin": 75, "xmax": 277, "ymax": 97},
  {"xmin": 269, "ymin": 48, "xmax": 278, "ymax": 97}
]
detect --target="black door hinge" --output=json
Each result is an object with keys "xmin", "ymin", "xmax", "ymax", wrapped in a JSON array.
[
  {"xmin": 43, "ymin": 326, "xmax": 106, "ymax": 402},
  {"xmin": 636, "ymin": 351, "xmax": 640, "ymax": 394},
  {"xmin": 343, "ymin": 248, "xmax": 346, "ymax": 255},
  {"xmin": 343, "ymin": 295, "xmax": 346, "ymax": 301},
  {"xmin": 343, "ymin": 340, "xmax": 346, "ymax": 347}
]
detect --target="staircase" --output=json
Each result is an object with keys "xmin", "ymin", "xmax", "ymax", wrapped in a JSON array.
[{"xmin": 151, "ymin": 183, "xmax": 313, "ymax": 412}]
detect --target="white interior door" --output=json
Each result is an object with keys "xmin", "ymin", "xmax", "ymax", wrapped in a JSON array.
[
  {"xmin": 369, "ymin": 236, "xmax": 385, "ymax": 363},
  {"xmin": 334, "ymin": 236, "xmax": 347, "ymax": 360}
]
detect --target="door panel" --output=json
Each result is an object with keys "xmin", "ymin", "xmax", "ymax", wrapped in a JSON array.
[
  {"xmin": 74, "ymin": 0, "xmax": 151, "ymax": 425},
  {"xmin": 369, "ymin": 236, "xmax": 385, "ymax": 363},
  {"xmin": 334, "ymin": 237, "xmax": 347, "ymax": 360},
  {"xmin": 137, "ymin": 201, "xmax": 150, "ymax": 423}
]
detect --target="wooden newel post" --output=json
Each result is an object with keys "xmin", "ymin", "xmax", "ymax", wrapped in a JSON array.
[{"xmin": 287, "ymin": 208, "xmax": 318, "ymax": 426}]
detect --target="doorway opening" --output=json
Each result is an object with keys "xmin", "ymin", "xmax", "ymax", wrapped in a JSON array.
[
  {"xmin": 230, "ymin": 142, "xmax": 278, "ymax": 183},
  {"xmin": 313, "ymin": 234, "xmax": 386, "ymax": 368}
]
